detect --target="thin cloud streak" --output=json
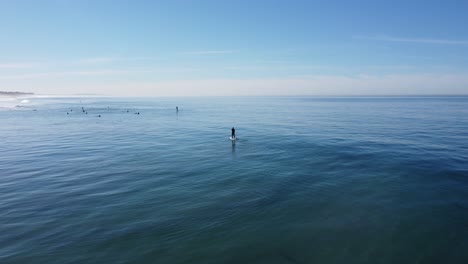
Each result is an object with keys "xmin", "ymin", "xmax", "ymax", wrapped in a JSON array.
[
  {"xmin": 0, "ymin": 67, "xmax": 202, "ymax": 80},
  {"xmin": 0, "ymin": 63, "xmax": 36, "ymax": 69},
  {"xmin": 181, "ymin": 50, "xmax": 235, "ymax": 55},
  {"xmin": 355, "ymin": 35, "xmax": 468, "ymax": 45},
  {"xmin": 0, "ymin": 70, "xmax": 131, "ymax": 80},
  {"xmin": 78, "ymin": 57, "xmax": 159, "ymax": 64},
  {"xmin": 78, "ymin": 57, "xmax": 117, "ymax": 63}
]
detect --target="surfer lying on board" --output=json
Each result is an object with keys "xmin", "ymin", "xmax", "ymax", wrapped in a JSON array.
[{"xmin": 231, "ymin": 127, "xmax": 236, "ymax": 139}]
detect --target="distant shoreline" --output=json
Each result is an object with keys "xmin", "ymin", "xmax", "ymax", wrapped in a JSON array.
[
  {"xmin": 1, "ymin": 92, "xmax": 468, "ymax": 98},
  {"xmin": 0, "ymin": 91, "xmax": 34, "ymax": 97}
]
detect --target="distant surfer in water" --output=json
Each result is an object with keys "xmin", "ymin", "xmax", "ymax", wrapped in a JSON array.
[
  {"xmin": 176, "ymin": 106, "xmax": 178, "ymax": 112},
  {"xmin": 231, "ymin": 127, "xmax": 236, "ymax": 139}
]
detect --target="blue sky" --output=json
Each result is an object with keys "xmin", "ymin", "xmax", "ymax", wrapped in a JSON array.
[{"xmin": 1, "ymin": 0, "xmax": 468, "ymax": 96}]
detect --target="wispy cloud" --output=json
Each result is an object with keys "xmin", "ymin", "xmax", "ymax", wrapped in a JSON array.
[
  {"xmin": 354, "ymin": 35, "xmax": 468, "ymax": 45},
  {"xmin": 181, "ymin": 50, "xmax": 235, "ymax": 55},
  {"xmin": 0, "ymin": 70, "xmax": 131, "ymax": 80},
  {"xmin": 78, "ymin": 57, "xmax": 159, "ymax": 64},
  {"xmin": 0, "ymin": 67, "xmax": 202, "ymax": 80},
  {"xmin": 224, "ymin": 64, "xmax": 337, "ymax": 71},
  {"xmin": 78, "ymin": 57, "xmax": 117, "ymax": 64},
  {"xmin": 0, "ymin": 63, "xmax": 36, "ymax": 69}
]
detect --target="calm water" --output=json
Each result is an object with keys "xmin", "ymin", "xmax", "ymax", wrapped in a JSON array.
[{"xmin": 1, "ymin": 96, "xmax": 468, "ymax": 263}]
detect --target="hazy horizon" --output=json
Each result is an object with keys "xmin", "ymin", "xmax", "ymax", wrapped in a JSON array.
[{"xmin": 1, "ymin": 0, "xmax": 468, "ymax": 96}]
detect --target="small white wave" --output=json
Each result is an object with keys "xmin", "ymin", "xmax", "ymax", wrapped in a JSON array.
[
  {"xmin": 0, "ymin": 97, "xmax": 16, "ymax": 109},
  {"xmin": 0, "ymin": 96, "xmax": 34, "ymax": 110}
]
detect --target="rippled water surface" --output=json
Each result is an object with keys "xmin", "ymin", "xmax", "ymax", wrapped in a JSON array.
[{"xmin": 1, "ymin": 96, "xmax": 468, "ymax": 263}]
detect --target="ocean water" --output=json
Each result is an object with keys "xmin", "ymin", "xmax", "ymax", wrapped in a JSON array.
[{"xmin": 1, "ymin": 96, "xmax": 468, "ymax": 264}]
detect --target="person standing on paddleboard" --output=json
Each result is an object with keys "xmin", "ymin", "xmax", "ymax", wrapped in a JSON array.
[{"xmin": 231, "ymin": 127, "xmax": 236, "ymax": 139}]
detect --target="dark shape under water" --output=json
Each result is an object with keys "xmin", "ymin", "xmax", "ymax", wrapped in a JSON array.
[
  {"xmin": 455, "ymin": 202, "xmax": 468, "ymax": 212},
  {"xmin": 279, "ymin": 252, "xmax": 304, "ymax": 264}
]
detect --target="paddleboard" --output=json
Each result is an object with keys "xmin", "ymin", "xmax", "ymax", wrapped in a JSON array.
[{"xmin": 229, "ymin": 137, "xmax": 236, "ymax": 141}]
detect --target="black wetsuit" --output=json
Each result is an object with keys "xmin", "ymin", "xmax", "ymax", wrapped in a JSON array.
[{"xmin": 231, "ymin": 128, "xmax": 236, "ymax": 138}]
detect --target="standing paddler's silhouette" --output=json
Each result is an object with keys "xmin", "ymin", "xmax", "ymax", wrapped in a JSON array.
[{"xmin": 231, "ymin": 127, "xmax": 236, "ymax": 139}]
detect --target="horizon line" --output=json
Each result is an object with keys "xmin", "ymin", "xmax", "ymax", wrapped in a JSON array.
[{"xmin": 13, "ymin": 93, "xmax": 468, "ymax": 98}]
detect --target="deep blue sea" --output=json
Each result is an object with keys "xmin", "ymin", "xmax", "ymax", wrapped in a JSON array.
[{"xmin": 1, "ymin": 96, "xmax": 468, "ymax": 264}]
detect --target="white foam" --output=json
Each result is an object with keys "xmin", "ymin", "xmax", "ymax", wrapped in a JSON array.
[{"xmin": 0, "ymin": 95, "xmax": 35, "ymax": 110}]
